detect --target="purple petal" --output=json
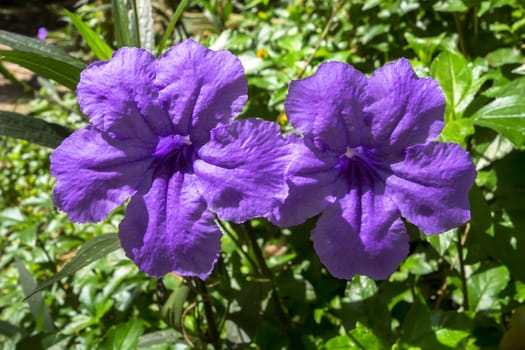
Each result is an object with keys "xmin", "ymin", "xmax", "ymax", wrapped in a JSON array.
[
  {"xmin": 364, "ymin": 58, "xmax": 445, "ymax": 156},
  {"xmin": 155, "ymin": 39, "xmax": 247, "ymax": 145},
  {"xmin": 119, "ymin": 172, "xmax": 220, "ymax": 279},
  {"xmin": 50, "ymin": 127, "xmax": 154, "ymax": 223},
  {"xmin": 270, "ymin": 136, "xmax": 344, "ymax": 227},
  {"xmin": 285, "ymin": 62, "xmax": 369, "ymax": 153},
  {"xmin": 194, "ymin": 119, "xmax": 291, "ymax": 223},
  {"xmin": 312, "ymin": 182, "xmax": 409, "ymax": 280},
  {"xmin": 77, "ymin": 47, "xmax": 173, "ymax": 139},
  {"xmin": 386, "ymin": 142, "xmax": 476, "ymax": 234}
]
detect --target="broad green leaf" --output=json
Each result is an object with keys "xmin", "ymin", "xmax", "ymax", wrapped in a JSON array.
[
  {"xmin": 349, "ymin": 322, "xmax": 385, "ymax": 350},
  {"xmin": 158, "ymin": 0, "xmax": 189, "ymax": 55},
  {"xmin": 431, "ymin": 51, "xmax": 474, "ymax": 120},
  {"xmin": 0, "ymin": 50, "xmax": 81, "ymax": 90},
  {"xmin": 101, "ymin": 320, "xmax": 145, "ymax": 350},
  {"xmin": 439, "ymin": 118, "xmax": 475, "ymax": 147},
  {"xmin": 138, "ymin": 329, "xmax": 184, "ymax": 347},
  {"xmin": 483, "ymin": 77, "xmax": 525, "ymax": 98},
  {"xmin": 0, "ymin": 29, "xmax": 85, "ymax": 70},
  {"xmin": 112, "ymin": 0, "xmax": 134, "ymax": 47},
  {"xmin": 26, "ymin": 233, "xmax": 121, "ymax": 299},
  {"xmin": 134, "ymin": 0, "xmax": 154, "ymax": 52},
  {"xmin": 472, "ymin": 95, "xmax": 525, "ymax": 147},
  {"xmin": 467, "ymin": 266, "xmax": 509, "ymax": 312},
  {"xmin": 0, "ymin": 110, "xmax": 73, "ymax": 148},
  {"xmin": 15, "ymin": 258, "xmax": 55, "ymax": 333},
  {"xmin": 486, "ymin": 48, "xmax": 524, "ymax": 67},
  {"xmin": 64, "ymin": 9, "xmax": 113, "ymax": 60}
]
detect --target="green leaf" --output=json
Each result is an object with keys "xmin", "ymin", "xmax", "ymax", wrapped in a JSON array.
[
  {"xmin": 0, "ymin": 50, "xmax": 81, "ymax": 90},
  {"xmin": 101, "ymin": 320, "xmax": 145, "ymax": 350},
  {"xmin": 112, "ymin": 0, "xmax": 134, "ymax": 47},
  {"xmin": 431, "ymin": 51, "xmax": 475, "ymax": 120},
  {"xmin": 25, "ymin": 233, "xmax": 121, "ymax": 299},
  {"xmin": 0, "ymin": 29, "xmax": 85, "ymax": 70},
  {"xmin": 0, "ymin": 110, "xmax": 73, "ymax": 148},
  {"xmin": 467, "ymin": 266, "xmax": 510, "ymax": 312},
  {"xmin": 64, "ymin": 9, "xmax": 113, "ymax": 60},
  {"xmin": 472, "ymin": 95, "xmax": 525, "ymax": 147},
  {"xmin": 349, "ymin": 322, "xmax": 385, "ymax": 350},
  {"xmin": 15, "ymin": 258, "xmax": 55, "ymax": 333},
  {"xmin": 161, "ymin": 283, "xmax": 191, "ymax": 331},
  {"xmin": 138, "ymin": 329, "xmax": 184, "ymax": 348},
  {"xmin": 439, "ymin": 118, "xmax": 475, "ymax": 147},
  {"xmin": 157, "ymin": 0, "xmax": 188, "ymax": 55}
]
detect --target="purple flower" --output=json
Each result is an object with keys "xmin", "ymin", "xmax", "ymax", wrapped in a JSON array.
[
  {"xmin": 37, "ymin": 27, "xmax": 47, "ymax": 41},
  {"xmin": 270, "ymin": 59, "xmax": 476, "ymax": 280},
  {"xmin": 50, "ymin": 39, "xmax": 292, "ymax": 279}
]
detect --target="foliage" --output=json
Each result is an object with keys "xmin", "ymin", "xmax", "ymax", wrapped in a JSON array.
[{"xmin": 1, "ymin": 0, "xmax": 525, "ymax": 349}]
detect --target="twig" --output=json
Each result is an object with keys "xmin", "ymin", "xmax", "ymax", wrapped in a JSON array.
[
  {"xmin": 456, "ymin": 223, "xmax": 470, "ymax": 310},
  {"xmin": 241, "ymin": 223, "xmax": 303, "ymax": 348},
  {"xmin": 195, "ymin": 279, "xmax": 221, "ymax": 350},
  {"xmin": 297, "ymin": 0, "xmax": 345, "ymax": 78}
]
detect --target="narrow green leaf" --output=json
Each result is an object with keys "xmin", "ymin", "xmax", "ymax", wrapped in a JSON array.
[
  {"xmin": 64, "ymin": 9, "xmax": 113, "ymax": 60},
  {"xmin": 0, "ymin": 320, "xmax": 26, "ymax": 337},
  {"xmin": 161, "ymin": 283, "xmax": 190, "ymax": 330},
  {"xmin": 431, "ymin": 50, "xmax": 473, "ymax": 120},
  {"xmin": 157, "ymin": 0, "xmax": 188, "ymax": 55},
  {"xmin": 25, "ymin": 233, "xmax": 121, "ymax": 299},
  {"xmin": 112, "ymin": 0, "xmax": 134, "ymax": 47},
  {"xmin": 0, "ymin": 50, "xmax": 81, "ymax": 90},
  {"xmin": 0, "ymin": 110, "xmax": 73, "ymax": 148},
  {"xmin": 15, "ymin": 258, "xmax": 55, "ymax": 333},
  {"xmin": 467, "ymin": 266, "xmax": 510, "ymax": 312},
  {"xmin": 0, "ymin": 29, "xmax": 85, "ymax": 70},
  {"xmin": 472, "ymin": 95, "xmax": 525, "ymax": 147}
]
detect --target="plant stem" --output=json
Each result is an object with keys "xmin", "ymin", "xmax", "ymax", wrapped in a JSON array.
[
  {"xmin": 456, "ymin": 224, "xmax": 470, "ymax": 311},
  {"xmin": 297, "ymin": 0, "xmax": 345, "ymax": 78},
  {"xmin": 241, "ymin": 223, "xmax": 302, "ymax": 349},
  {"xmin": 194, "ymin": 279, "xmax": 221, "ymax": 350}
]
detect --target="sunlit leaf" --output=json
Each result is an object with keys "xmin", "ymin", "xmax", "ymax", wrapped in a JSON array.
[
  {"xmin": 112, "ymin": 0, "xmax": 133, "ymax": 47},
  {"xmin": 64, "ymin": 9, "xmax": 113, "ymax": 60},
  {"xmin": 472, "ymin": 95, "xmax": 525, "ymax": 147},
  {"xmin": 0, "ymin": 29, "xmax": 85, "ymax": 70},
  {"xmin": 467, "ymin": 266, "xmax": 510, "ymax": 312},
  {"xmin": 0, "ymin": 50, "xmax": 81, "ymax": 90}
]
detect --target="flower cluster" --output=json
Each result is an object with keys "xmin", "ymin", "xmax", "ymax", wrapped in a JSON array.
[{"xmin": 51, "ymin": 40, "xmax": 476, "ymax": 280}]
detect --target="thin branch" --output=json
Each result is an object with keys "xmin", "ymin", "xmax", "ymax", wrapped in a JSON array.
[
  {"xmin": 195, "ymin": 279, "xmax": 221, "ymax": 350},
  {"xmin": 297, "ymin": 0, "xmax": 345, "ymax": 78}
]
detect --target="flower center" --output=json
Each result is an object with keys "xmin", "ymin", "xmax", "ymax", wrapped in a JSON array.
[
  {"xmin": 336, "ymin": 146, "xmax": 383, "ymax": 185},
  {"xmin": 153, "ymin": 135, "xmax": 194, "ymax": 173}
]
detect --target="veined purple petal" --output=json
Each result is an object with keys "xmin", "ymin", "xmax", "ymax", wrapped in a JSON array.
[
  {"xmin": 194, "ymin": 118, "xmax": 291, "ymax": 223},
  {"xmin": 270, "ymin": 136, "xmax": 344, "ymax": 227},
  {"xmin": 285, "ymin": 62, "xmax": 369, "ymax": 153},
  {"xmin": 119, "ymin": 172, "xmax": 220, "ymax": 279},
  {"xmin": 386, "ymin": 142, "xmax": 476, "ymax": 234},
  {"xmin": 364, "ymin": 58, "xmax": 445, "ymax": 156},
  {"xmin": 50, "ymin": 127, "xmax": 154, "ymax": 223},
  {"xmin": 155, "ymin": 39, "xmax": 247, "ymax": 145},
  {"xmin": 77, "ymin": 47, "xmax": 173, "ymax": 140},
  {"xmin": 312, "ymin": 181, "xmax": 409, "ymax": 280}
]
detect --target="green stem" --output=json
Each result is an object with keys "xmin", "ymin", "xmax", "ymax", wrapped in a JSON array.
[
  {"xmin": 241, "ymin": 223, "xmax": 302, "ymax": 349},
  {"xmin": 157, "ymin": 0, "xmax": 189, "ymax": 55},
  {"xmin": 215, "ymin": 218, "xmax": 259, "ymax": 272},
  {"xmin": 195, "ymin": 279, "xmax": 221, "ymax": 350},
  {"xmin": 456, "ymin": 225, "xmax": 470, "ymax": 311}
]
